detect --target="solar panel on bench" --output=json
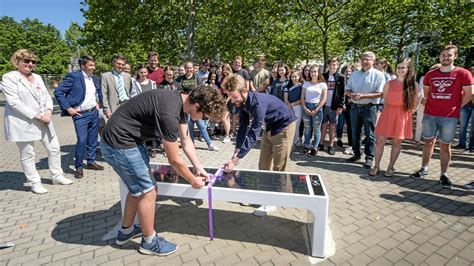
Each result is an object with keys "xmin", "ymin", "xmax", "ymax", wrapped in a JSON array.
[{"xmin": 151, "ymin": 164, "xmax": 324, "ymax": 196}]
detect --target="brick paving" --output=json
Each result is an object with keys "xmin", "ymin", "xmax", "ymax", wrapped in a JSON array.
[{"xmin": 0, "ymin": 93, "xmax": 473, "ymax": 265}]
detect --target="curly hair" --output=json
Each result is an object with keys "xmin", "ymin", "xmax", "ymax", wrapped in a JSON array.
[{"xmin": 188, "ymin": 86, "xmax": 227, "ymax": 120}]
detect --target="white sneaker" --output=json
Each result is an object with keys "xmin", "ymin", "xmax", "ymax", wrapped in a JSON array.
[
  {"xmin": 343, "ymin": 147, "xmax": 354, "ymax": 155},
  {"xmin": 222, "ymin": 136, "xmax": 231, "ymax": 143},
  {"xmin": 253, "ymin": 205, "xmax": 276, "ymax": 216},
  {"xmin": 31, "ymin": 183, "xmax": 48, "ymax": 194},
  {"xmin": 52, "ymin": 176, "xmax": 74, "ymax": 185},
  {"xmin": 208, "ymin": 143, "xmax": 219, "ymax": 151}
]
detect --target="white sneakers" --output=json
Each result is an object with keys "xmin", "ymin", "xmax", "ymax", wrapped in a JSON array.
[
  {"xmin": 253, "ymin": 205, "xmax": 277, "ymax": 216},
  {"xmin": 52, "ymin": 176, "xmax": 74, "ymax": 185},
  {"xmin": 31, "ymin": 176, "xmax": 73, "ymax": 194},
  {"xmin": 208, "ymin": 143, "xmax": 219, "ymax": 151},
  {"xmin": 222, "ymin": 136, "xmax": 231, "ymax": 143},
  {"xmin": 31, "ymin": 183, "xmax": 48, "ymax": 194},
  {"xmin": 343, "ymin": 147, "xmax": 354, "ymax": 155}
]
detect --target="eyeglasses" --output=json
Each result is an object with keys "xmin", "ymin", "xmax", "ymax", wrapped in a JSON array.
[{"xmin": 22, "ymin": 59, "xmax": 37, "ymax": 65}]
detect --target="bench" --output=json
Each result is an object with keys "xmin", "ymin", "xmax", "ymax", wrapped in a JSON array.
[{"xmin": 117, "ymin": 162, "xmax": 329, "ymax": 258}]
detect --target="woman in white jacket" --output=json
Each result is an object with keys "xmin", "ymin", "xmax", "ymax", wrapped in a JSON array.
[{"xmin": 2, "ymin": 49, "xmax": 73, "ymax": 194}]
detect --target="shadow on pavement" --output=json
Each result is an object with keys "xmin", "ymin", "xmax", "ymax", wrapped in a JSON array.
[
  {"xmin": 0, "ymin": 171, "xmax": 35, "ymax": 192},
  {"xmin": 401, "ymin": 149, "xmax": 474, "ymax": 169},
  {"xmin": 380, "ymin": 191, "xmax": 474, "ymax": 217},
  {"xmin": 360, "ymin": 172, "xmax": 474, "ymax": 196},
  {"xmin": 51, "ymin": 199, "xmax": 308, "ymax": 255},
  {"xmin": 36, "ymin": 144, "xmax": 106, "ymax": 174}
]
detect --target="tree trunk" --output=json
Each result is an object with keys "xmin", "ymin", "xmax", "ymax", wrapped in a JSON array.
[
  {"xmin": 322, "ymin": 31, "xmax": 328, "ymax": 70},
  {"xmin": 186, "ymin": 0, "xmax": 196, "ymax": 61}
]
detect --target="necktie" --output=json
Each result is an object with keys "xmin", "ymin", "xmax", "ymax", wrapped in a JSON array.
[{"xmin": 116, "ymin": 73, "xmax": 128, "ymax": 102}]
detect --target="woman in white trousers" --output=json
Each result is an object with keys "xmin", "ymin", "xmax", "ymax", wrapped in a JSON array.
[{"xmin": 2, "ymin": 49, "xmax": 73, "ymax": 194}]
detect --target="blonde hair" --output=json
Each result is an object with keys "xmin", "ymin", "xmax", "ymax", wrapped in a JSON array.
[
  {"xmin": 221, "ymin": 74, "xmax": 247, "ymax": 93},
  {"xmin": 10, "ymin": 49, "xmax": 38, "ymax": 66}
]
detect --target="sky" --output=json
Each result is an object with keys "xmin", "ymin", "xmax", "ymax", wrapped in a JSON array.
[{"xmin": 0, "ymin": 0, "xmax": 85, "ymax": 36}]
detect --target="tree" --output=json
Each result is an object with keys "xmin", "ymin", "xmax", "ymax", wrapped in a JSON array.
[
  {"xmin": 343, "ymin": 1, "xmax": 473, "ymax": 73},
  {"xmin": 296, "ymin": 0, "xmax": 351, "ymax": 69},
  {"xmin": 0, "ymin": 17, "xmax": 70, "ymax": 76}
]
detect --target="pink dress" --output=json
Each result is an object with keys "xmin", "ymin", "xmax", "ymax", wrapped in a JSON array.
[{"xmin": 376, "ymin": 80, "xmax": 413, "ymax": 139}]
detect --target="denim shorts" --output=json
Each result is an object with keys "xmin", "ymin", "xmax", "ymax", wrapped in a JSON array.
[
  {"xmin": 322, "ymin": 106, "xmax": 338, "ymax": 123},
  {"xmin": 100, "ymin": 142, "xmax": 155, "ymax": 197},
  {"xmin": 422, "ymin": 113, "xmax": 458, "ymax": 144}
]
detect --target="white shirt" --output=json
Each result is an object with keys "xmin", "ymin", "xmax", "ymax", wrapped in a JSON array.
[
  {"xmin": 303, "ymin": 81, "xmax": 327, "ymax": 104},
  {"xmin": 78, "ymin": 71, "xmax": 98, "ymax": 111},
  {"xmin": 326, "ymin": 75, "xmax": 335, "ymax": 107}
]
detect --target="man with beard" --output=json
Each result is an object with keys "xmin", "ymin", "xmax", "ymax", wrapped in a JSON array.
[
  {"xmin": 411, "ymin": 44, "xmax": 473, "ymax": 189},
  {"xmin": 222, "ymin": 74, "xmax": 296, "ymax": 216},
  {"xmin": 147, "ymin": 51, "xmax": 164, "ymax": 84}
]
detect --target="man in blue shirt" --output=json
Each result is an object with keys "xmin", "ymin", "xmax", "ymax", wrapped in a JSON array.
[
  {"xmin": 222, "ymin": 74, "xmax": 296, "ymax": 216},
  {"xmin": 345, "ymin": 51, "xmax": 385, "ymax": 169}
]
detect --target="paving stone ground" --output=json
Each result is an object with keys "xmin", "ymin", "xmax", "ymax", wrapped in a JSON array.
[{"xmin": 0, "ymin": 93, "xmax": 473, "ymax": 265}]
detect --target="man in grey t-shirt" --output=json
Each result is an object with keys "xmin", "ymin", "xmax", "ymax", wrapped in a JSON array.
[{"xmin": 345, "ymin": 51, "xmax": 385, "ymax": 168}]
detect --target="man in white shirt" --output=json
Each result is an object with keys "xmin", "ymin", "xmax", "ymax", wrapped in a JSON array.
[{"xmin": 55, "ymin": 55, "xmax": 105, "ymax": 179}]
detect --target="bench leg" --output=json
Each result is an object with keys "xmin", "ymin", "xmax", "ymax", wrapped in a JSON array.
[{"xmin": 307, "ymin": 203, "xmax": 328, "ymax": 258}]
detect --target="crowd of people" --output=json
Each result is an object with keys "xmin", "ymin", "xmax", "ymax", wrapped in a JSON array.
[{"xmin": 2, "ymin": 44, "xmax": 473, "ymax": 256}]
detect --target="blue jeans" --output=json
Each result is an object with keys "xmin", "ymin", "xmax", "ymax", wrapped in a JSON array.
[
  {"xmin": 188, "ymin": 119, "xmax": 212, "ymax": 145},
  {"xmin": 72, "ymin": 109, "xmax": 99, "ymax": 169},
  {"xmin": 350, "ymin": 105, "xmax": 377, "ymax": 159},
  {"xmin": 100, "ymin": 142, "xmax": 155, "ymax": 197},
  {"xmin": 302, "ymin": 102, "xmax": 323, "ymax": 149},
  {"xmin": 422, "ymin": 113, "xmax": 458, "ymax": 144},
  {"xmin": 336, "ymin": 111, "xmax": 345, "ymax": 139},
  {"xmin": 459, "ymin": 104, "xmax": 474, "ymax": 149}
]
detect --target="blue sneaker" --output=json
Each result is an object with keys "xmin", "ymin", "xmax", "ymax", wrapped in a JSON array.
[
  {"xmin": 116, "ymin": 225, "xmax": 142, "ymax": 245},
  {"xmin": 139, "ymin": 235, "xmax": 178, "ymax": 256}
]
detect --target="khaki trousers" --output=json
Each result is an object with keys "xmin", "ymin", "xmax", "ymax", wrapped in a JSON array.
[{"xmin": 258, "ymin": 122, "xmax": 296, "ymax": 172}]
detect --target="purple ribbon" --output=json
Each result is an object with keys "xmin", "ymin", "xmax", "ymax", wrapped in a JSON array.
[{"xmin": 208, "ymin": 168, "xmax": 224, "ymax": 240}]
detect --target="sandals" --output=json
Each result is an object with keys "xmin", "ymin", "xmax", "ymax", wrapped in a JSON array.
[
  {"xmin": 384, "ymin": 168, "xmax": 395, "ymax": 177},
  {"xmin": 369, "ymin": 167, "xmax": 380, "ymax": 176}
]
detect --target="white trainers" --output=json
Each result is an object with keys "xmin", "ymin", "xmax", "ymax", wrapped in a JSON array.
[
  {"xmin": 52, "ymin": 176, "xmax": 74, "ymax": 185},
  {"xmin": 253, "ymin": 205, "xmax": 277, "ymax": 216},
  {"xmin": 31, "ymin": 183, "xmax": 48, "ymax": 194},
  {"xmin": 222, "ymin": 136, "xmax": 231, "ymax": 143},
  {"xmin": 208, "ymin": 143, "xmax": 219, "ymax": 151},
  {"xmin": 343, "ymin": 147, "xmax": 354, "ymax": 155}
]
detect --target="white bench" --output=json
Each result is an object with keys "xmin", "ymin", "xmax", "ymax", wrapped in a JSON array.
[{"xmin": 117, "ymin": 163, "xmax": 329, "ymax": 258}]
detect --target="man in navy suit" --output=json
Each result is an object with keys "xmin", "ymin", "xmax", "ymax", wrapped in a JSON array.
[{"xmin": 54, "ymin": 55, "xmax": 105, "ymax": 179}]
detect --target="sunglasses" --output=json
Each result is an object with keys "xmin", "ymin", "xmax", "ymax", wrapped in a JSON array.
[{"xmin": 22, "ymin": 59, "xmax": 38, "ymax": 65}]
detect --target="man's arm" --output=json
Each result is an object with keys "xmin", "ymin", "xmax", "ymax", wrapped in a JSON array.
[
  {"xmin": 162, "ymin": 139, "xmax": 205, "ymax": 189},
  {"xmin": 361, "ymin": 75, "xmax": 385, "ymax": 99},
  {"xmin": 423, "ymin": 84, "xmax": 430, "ymax": 104},
  {"xmin": 336, "ymin": 75, "xmax": 346, "ymax": 108},
  {"xmin": 178, "ymin": 123, "xmax": 207, "ymax": 177},
  {"xmin": 461, "ymin": 85, "xmax": 473, "ymax": 107},
  {"xmin": 101, "ymin": 73, "xmax": 111, "ymax": 117},
  {"xmin": 54, "ymin": 73, "xmax": 74, "ymax": 111}
]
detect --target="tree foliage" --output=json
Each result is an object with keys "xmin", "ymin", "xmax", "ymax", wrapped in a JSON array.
[
  {"xmin": 2, "ymin": 1, "xmax": 472, "ymax": 77},
  {"xmin": 343, "ymin": 1, "xmax": 473, "ymax": 72},
  {"xmin": 0, "ymin": 17, "xmax": 71, "ymax": 76}
]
